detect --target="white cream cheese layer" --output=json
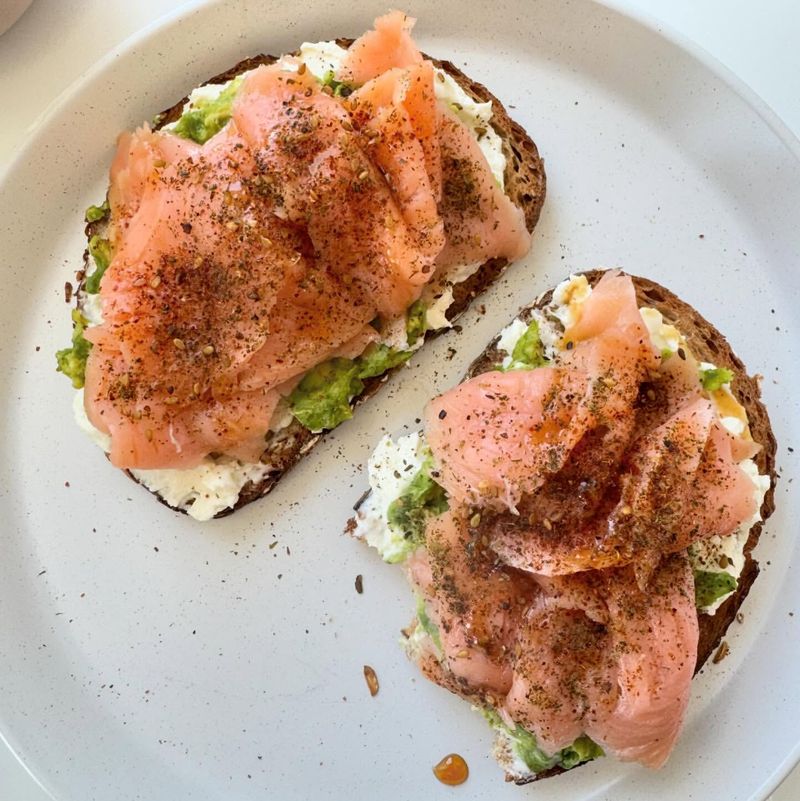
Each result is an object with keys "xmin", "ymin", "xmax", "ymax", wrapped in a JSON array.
[
  {"xmin": 73, "ymin": 390, "xmax": 269, "ymax": 521},
  {"xmin": 353, "ymin": 432, "xmax": 428, "ymax": 562},
  {"xmin": 129, "ymin": 460, "xmax": 270, "ymax": 522}
]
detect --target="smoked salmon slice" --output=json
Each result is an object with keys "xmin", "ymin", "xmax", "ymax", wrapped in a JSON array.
[
  {"xmin": 407, "ymin": 507, "xmax": 536, "ymax": 695},
  {"xmin": 505, "ymin": 554, "xmax": 697, "ymax": 767},
  {"xmin": 425, "ymin": 272, "xmax": 757, "ymax": 574},
  {"xmin": 81, "ymin": 14, "xmax": 533, "ymax": 470},
  {"xmin": 339, "ymin": 10, "xmax": 423, "ymax": 85},
  {"xmin": 410, "ymin": 506, "xmax": 698, "ymax": 768}
]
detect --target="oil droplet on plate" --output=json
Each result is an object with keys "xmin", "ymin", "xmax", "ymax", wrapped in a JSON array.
[{"xmin": 433, "ymin": 753, "xmax": 469, "ymax": 785}]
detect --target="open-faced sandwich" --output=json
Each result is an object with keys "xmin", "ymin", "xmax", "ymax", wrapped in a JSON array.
[
  {"xmin": 352, "ymin": 269, "xmax": 776, "ymax": 781},
  {"xmin": 55, "ymin": 11, "xmax": 545, "ymax": 520}
]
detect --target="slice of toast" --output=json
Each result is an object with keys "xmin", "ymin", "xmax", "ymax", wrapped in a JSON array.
[
  {"xmin": 76, "ymin": 41, "xmax": 546, "ymax": 517},
  {"xmin": 464, "ymin": 270, "xmax": 776, "ymax": 671},
  {"xmin": 353, "ymin": 269, "xmax": 776, "ymax": 783}
]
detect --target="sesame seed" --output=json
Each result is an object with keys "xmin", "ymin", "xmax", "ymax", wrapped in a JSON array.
[
  {"xmin": 543, "ymin": 518, "xmax": 553, "ymax": 531},
  {"xmin": 149, "ymin": 275, "xmax": 161, "ymax": 288},
  {"xmin": 358, "ymin": 170, "xmax": 369, "ymax": 181},
  {"xmin": 225, "ymin": 220, "xmax": 239, "ymax": 231},
  {"xmin": 172, "ymin": 338, "xmax": 185, "ymax": 350},
  {"xmin": 202, "ymin": 345, "xmax": 215, "ymax": 356},
  {"xmin": 297, "ymin": 62, "xmax": 307, "ymax": 75},
  {"xmin": 621, "ymin": 505, "xmax": 632, "ymax": 515},
  {"xmin": 193, "ymin": 382, "xmax": 201, "ymax": 396},
  {"xmin": 164, "ymin": 396, "xmax": 178, "ymax": 405},
  {"xmin": 145, "ymin": 429, "xmax": 154, "ymax": 441},
  {"xmin": 193, "ymin": 256, "xmax": 203, "ymax": 268},
  {"xmin": 469, "ymin": 513, "xmax": 481, "ymax": 528}
]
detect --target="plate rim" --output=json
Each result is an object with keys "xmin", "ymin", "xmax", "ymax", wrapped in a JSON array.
[{"xmin": 1, "ymin": 0, "xmax": 798, "ymax": 798}]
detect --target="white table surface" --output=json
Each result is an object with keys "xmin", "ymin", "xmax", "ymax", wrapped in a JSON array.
[{"xmin": 0, "ymin": 0, "xmax": 798, "ymax": 798}]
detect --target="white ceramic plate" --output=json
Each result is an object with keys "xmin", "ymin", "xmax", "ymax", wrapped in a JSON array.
[{"xmin": 1, "ymin": 1, "xmax": 798, "ymax": 799}]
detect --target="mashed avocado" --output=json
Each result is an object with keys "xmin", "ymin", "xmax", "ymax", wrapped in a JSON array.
[
  {"xmin": 85, "ymin": 201, "xmax": 109, "ymax": 223},
  {"xmin": 510, "ymin": 319, "xmax": 547, "ymax": 368},
  {"xmin": 482, "ymin": 708, "xmax": 603, "ymax": 774},
  {"xmin": 694, "ymin": 569, "xmax": 737, "ymax": 609},
  {"xmin": 700, "ymin": 366, "xmax": 733, "ymax": 392},
  {"xmin": 84, "ymin": 235, "xmax": 113, "ymax": 294},
  {"xmin": 56, "ymin": 310, "xmax": 92, "ymax": 389},
  {"xmin": 500, "ymin": 318, "xmax": 548, "ymax": 371},
  {"xmin": 386, "ymin": 457, "xmax": 448, "ymax": 554},
  {"xmin": 289, "ymin": 344, "xmax": 411, "ymax": 432},
  {"xmin": 415, "ymin": 595, "xmax": 442, "ymax": 651},
  {"xmin": 173, "ymin": 76, "xmax": 244, "ymax": 144},
  {"xmin": 406, "ymin": 300, "xmax": 428, "ymax": 347},
  {"xmin": 320, "ymin": 70, "xmax": 353, "ymax": 97}
]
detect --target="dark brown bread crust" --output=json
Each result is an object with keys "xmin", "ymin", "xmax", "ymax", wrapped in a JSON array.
[
  {"xmin": 455, "ymin": 269, "xmax": 777, "ymax": 783},
  {"xmin": 79, "ymin": 42, "xmax": 546, "ymax": 517}
]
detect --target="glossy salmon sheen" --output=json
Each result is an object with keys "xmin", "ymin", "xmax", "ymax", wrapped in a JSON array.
[{"xmin": 84, "ymin": 12, "xmax": 532, "ymax": 470}]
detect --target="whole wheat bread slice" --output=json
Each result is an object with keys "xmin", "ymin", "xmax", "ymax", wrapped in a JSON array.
[
  {"xmin": 75, "ymin": 42, "xmax": 546, "ymax": 517},
  {"xmin": 386, "ymin": 269, "xmax": 776, "ymax": 783}
]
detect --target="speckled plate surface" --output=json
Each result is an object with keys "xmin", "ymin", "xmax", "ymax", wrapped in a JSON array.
[{"xmin": 1, "ymin": 1, "xmax": 798, "ymax": 799}]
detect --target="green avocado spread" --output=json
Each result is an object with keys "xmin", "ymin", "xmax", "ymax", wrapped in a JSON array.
[
  {"xmin": 386, "ymin": 457, "xmax": 448, "ymax": 550},
  {"xmin": 55, "ymin": 310, "xmax": 92, "ymax": 389},
  {"xmin": 289, "ymin": 344, "xmax": 411, "ymax": 432},
  {"xmin": 173, "ymin": 76, "xmax": 243, "ymax": 145},
  {"xmin": 482, "ymin": 708, "xmax": 603, "ymax": 774},
  {"xmin": 415, "ymin": 595, "xmax": 442, "ymax": 652},
  {"xmin": 84, "ymin": 201, "xmax": 109, "ymax": 223},
  {"xmin": 500, "ymin": 318, "xmax": 548, "ymax": 371},
  {"xmin": 700, "ymin": 366, "xmax": 733, "ymax": 392},
  {"xmin": 320, "ymin": 70, "xmax": 353, "ymax": 97},
  {"xmin": 694, "ymin": 569, "xmax": 737, "ymax": 609},
  {"xmin": 405, "ymin": 300, "xmax": 428, "ymax": 347},
  {"xmin": 84, "ymin": 235, "xmax": 113, "ymax": 294}
]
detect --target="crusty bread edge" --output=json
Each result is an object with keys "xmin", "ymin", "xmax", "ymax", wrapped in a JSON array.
[{"xmin": 77, "ymin": 42, "xmax": 547, "ymax": 518}]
